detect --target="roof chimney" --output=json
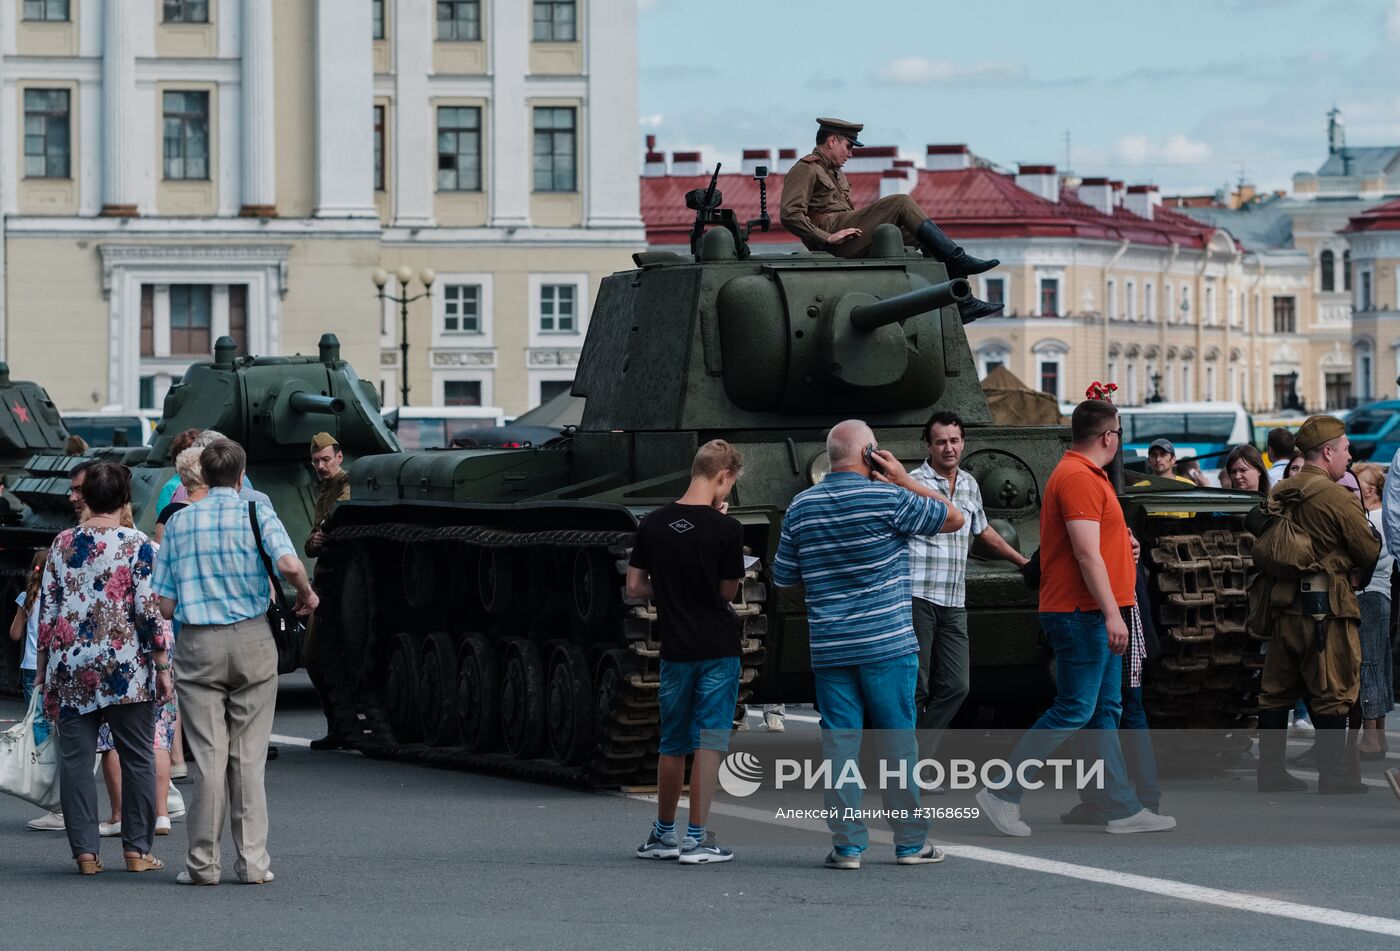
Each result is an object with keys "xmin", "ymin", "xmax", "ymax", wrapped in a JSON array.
[
  {"xmin": 774, "ymin": 148, "xmax": 798, "ymax": 174},
  {"xmin": 670, "ymin": 151, "xmax": 703, "ymax": 176},
  {"xmin": 1015, "ymin": 164, "xmax": 1059, "ymax": 203},
  {"xmin": 925, "ymin": 144, "xmax": 971, "ymax": 171},
  {"xmin": 1111, "ymin": 180, "xmax": 1125, "ymax": 207},
  {"xmin": 643, "ymin": 149, "xmax": 667, "ymax": 177},
  {"xmin": 880, "ymin": 167, "xmax": 913, "ymax": 197},
  {"xmin": 1079, "ymin": 177, "xmax": 1113, "ymax": 216},
  {"xmin": 1125, "ymin": 184, "xmax": 1160, "ymax": 220},
  {"xmin": 741, "ymin": 148, "xmax": 772, "ymax": 176},
  {"xmin": 846, "ymin": 145, "xmax": 898, "ymax": 173}
]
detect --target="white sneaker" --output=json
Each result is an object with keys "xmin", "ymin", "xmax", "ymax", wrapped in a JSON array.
[
  {"xmin": 1290, "ymin": 717, "xmax": 1316, "ymax": 737},
  {"xmin": 155, "ymin": 816, "xmax": 171, "ymax": 836},
  {"xmin": 764, "ymin": 712, "xmax": 785, "ymax": 733},
  {"xmin": 99, "ymin": 820, "xmax": 121, "ymax": 837},
  {"xmin": 26, "ymin": 811, "xmax": 65, "ymax": 832},
  {"xmin": 1105, "ymin": 808, "xmax": 1177, "ymax": 834},
  {"xmin": 167, "ymin": 784, "xmax": 186, "ymax": 819},
  {"xmin": 170, "ymin": 763, "xmax": 189, "ymax": 781},
  {"xmin": 976, "ymin": 788, "xmax": 1031, "ymax": 837}
]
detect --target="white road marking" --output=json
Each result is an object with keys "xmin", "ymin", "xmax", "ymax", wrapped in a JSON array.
[
  {"xmin": 269, "ymin": 733, "xmax": 312, "ymax": 748},
  {"xmin": 621, "ymin": 792, "xmax": 1400, "ymax": 938},
  {"xmin": 744, "ymin": 709, "xmax": 823, "ymax": 724}
]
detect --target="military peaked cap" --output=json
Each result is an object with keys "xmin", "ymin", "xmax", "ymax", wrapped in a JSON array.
[
  {"xmin": 1294, "ymin": 415, "xmax": 1345, "ymax": 452},
  {"xmin": 816, "ymin": 117, "xmax": 864, "ymax": 147}
]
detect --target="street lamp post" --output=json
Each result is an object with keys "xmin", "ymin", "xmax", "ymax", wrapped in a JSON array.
[
  {"xmin": 373, "ymin": 266, "xmax": 435, "ymax": 407},
  {"xmin": 1148, "ymin": 371, "xmax": 1163, "ymax": 404}
]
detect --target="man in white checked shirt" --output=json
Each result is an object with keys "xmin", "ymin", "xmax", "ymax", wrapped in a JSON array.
[{"xmin": 908, "ymin": 411, "xmax": 1029, "ymax": 733}]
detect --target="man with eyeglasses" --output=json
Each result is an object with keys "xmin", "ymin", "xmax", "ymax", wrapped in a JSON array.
[{"xmin": 977, "ymin": 399, "xmax": 1176, "ymax": 836}]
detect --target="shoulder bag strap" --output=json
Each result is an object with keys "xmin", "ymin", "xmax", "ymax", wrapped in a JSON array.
[{"xmin": 249, "ymin": 501, "xmax": 295, "ymax": 617}]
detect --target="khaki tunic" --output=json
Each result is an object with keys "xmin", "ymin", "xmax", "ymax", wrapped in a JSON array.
[
  {"xmin": 305, "ymin": 468, "xmax": 350, "ymax": 558},
  {"xmin": 779, "ymin": 150, "xmax": 927, "ymax": 258},
  {"xmin": 1256, "ymin": 464, "xmax": 1380, "ymax": 715}
]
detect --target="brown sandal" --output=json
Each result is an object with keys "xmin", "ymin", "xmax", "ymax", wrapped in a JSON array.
[
  {"xmin": 75, "ymin": 855, "xmax": 104, "ymax": 875},
  {"xmin": 124, "ymin": 853, "xmax": 165, "ymax": 873}
]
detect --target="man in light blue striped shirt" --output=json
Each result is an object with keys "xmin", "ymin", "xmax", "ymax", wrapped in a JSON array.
[{"xmin": 772, "ymin": 419, "xmax": 963, "ymax": 869}]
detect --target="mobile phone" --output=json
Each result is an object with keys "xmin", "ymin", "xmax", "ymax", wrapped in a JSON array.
[{"xmin": 863, "ymin": 443, "xmax": 883, "ymax": 477}]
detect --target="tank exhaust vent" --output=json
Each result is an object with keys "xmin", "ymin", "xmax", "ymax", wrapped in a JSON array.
[
  {"xmin": 214, "ymin": 336, "xmax": 237, "ymax": 367},
  {"xmin": 319, "ymin": 333, "xmax": 342, "ymax": 365}
]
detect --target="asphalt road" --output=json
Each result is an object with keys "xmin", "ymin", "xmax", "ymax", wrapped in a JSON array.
[{"xmin": 3, "ymin": 678, "xmax": 1400, "ymax": 950}]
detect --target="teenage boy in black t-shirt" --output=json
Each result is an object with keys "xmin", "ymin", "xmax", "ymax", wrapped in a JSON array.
[{"xmin": 627, "ymin": 439, "xmax": 746, "ymax": 865}]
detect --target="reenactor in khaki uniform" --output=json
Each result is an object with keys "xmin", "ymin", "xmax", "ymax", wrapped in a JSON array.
[
  {"xmin": 779, "ymin": 117, "xmax": 1003, "ymax": 322},
  {"xmin": 1253, "ymin": 415, "xmax": 1380, "ymax": 794},
  {"xmin": 305, "ymin": 431, "xmax": 351, "ymax": 750}
]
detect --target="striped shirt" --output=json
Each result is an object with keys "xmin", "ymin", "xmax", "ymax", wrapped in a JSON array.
[
  {"xmin": 772, "ymin": 472, "xmax": 948, "ymax": 668},
  {"xmin": 151, "ymin": 487, "xmax": 297, "ymax": 626},
  {"xmin": 907, "ymin": 462, "xmax": 988, "ymax": 608}
]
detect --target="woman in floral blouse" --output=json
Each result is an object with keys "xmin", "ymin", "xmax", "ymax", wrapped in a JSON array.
[{"xmin": 35, "ymin": 461, "xmax": 173, "ymax": 876}]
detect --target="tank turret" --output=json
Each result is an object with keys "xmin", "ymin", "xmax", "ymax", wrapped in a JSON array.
[{"xmin": 0, "ymin": 362, "xmax": 69, "ymax": 460}]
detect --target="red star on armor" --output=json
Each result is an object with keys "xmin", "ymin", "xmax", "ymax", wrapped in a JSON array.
[{"xmin": 11, "ymin": 402, "xmax": 27, "ymax": 423}]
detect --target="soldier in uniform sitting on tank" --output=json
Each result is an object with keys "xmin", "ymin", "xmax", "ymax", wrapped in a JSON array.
[
  {"xmin": 304, "ymin": 432, "xmax": 351, "ymax": 751},
  {"xmin": 779, "ymin": 117, "xmax": 1003, "ymax": 323}
]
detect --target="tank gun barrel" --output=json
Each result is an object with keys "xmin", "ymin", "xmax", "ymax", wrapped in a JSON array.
[
  {"xmin": 848, "ymin": 279, "xmax": 971, "ymax": 332},
  {"xmin": 288, "ymin": 391, "xmax": 346, "ymax": 415}
]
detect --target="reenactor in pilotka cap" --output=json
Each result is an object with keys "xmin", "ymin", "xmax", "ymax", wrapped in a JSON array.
[
  {"xmin": 304, "ymin": 431, "xmax": 350, "ymax": 751},
  {"xmin": 1252, "ymin": 414, "xmax": 1379, "ymax": 795},
  {"xmin": 778, "ymin": 117, "xmax": 1003, "ymax": 322}
]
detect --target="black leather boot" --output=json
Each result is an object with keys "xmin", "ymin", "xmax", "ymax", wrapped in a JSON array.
[
  {"xmin": 1256, "ymin": 708, "xmax": 1307, "ymax": 792},
  {"xmin": 1313, "ymin": 713, "xmax": 1368, "ymax": 794},
  {"xmin": 958, "ymin": 298, "xmax": 1004, "ymax": 324},
  {"xmin": 917, "ymin": 220, "xmax": 999, "ymax": 277}
]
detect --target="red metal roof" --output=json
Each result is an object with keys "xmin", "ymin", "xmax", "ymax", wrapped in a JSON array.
[
  {"xmin": 1344, "ymin": 197, "xmax": 1400, "ymax": 234},
  {"xmin": 640, "ymin": 165, "xmax": 1223, "ymax": 249}
]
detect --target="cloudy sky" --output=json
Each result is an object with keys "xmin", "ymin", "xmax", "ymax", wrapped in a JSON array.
[{"xmin": 637, "ymin": 0, "xmax": 1400, "ymax": 196}]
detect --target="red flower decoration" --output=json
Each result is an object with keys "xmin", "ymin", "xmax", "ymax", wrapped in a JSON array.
[{"xmin": 1086, "ymin": 381, "xmax": 1118, "ymax": 403}]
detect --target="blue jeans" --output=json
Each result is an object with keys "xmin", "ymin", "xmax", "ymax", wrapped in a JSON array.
[
  {"xmin": 658, "ymin": 656, "xmax": 742, "ymax": 756},
  {"xmin": 992, "ymin": 610, "xmax": 1141, "ymax": 821},
  {"xmin": 1076, "ymin": 681, "xmax": 1161, "ymax": 819},
  {"xmin": 813, "ymin": 652, "xmax": 929, "ymax": 856},
  {"xmin": 19, "ymin": 669, "xmax": 50, "ymax": 746}
]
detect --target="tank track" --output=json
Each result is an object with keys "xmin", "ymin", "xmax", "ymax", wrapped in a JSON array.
[
  {"xmin": 316, "ymin": 522, "xmax": 766, "ymax": 789},
  {"xmin": 1145, "ymin": 525, "xmax": 1259, "ymax": 764}
]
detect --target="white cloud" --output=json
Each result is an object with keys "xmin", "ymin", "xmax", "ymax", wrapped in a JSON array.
[
  {"xmin": 1114, "ymin": 133, "xmax": 1212, "ymax": 165},
  {"xmin": 871, "ymin": 57, "xmax": 1025, "ymax": 86},
  {"xmin": 1388, "ymin": 0, "xmax": 1400, "ymax": 41},
  {"xmin": 638, "ymin": 114, "xmax": 665, "ymax": 129}
]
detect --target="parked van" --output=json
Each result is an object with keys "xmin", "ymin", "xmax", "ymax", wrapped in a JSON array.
[
  {"xmin": 1344, "ymin": 400, "xmax": 1400, "ymax": 463},
  {"xmin": 382, "ymin": 406, "xmax": 507, "ymax": 449}
]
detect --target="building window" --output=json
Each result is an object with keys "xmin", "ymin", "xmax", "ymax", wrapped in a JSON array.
[
  {"xmin": 443, "ymin": 284, "xmax": 481, "ymax": 334},
  {"xmin": 1145, "ymin": 282, "xmax": 1155, "ymax": 323},
  {"xmin": 140, "ymin": 285, "xmax": 155, "ymax": 358},
  {"xmin": 169, "ymin": 285, "xmax": 212, "ymax": 355},
  {"xmin": 436, "ymin": 106, "xmax": 481, "ymax": 191},
  {"xmin": 1326, "ymin": 373, "xmax": 1352, "ymax": 410},
  {"xmin": 373, "ymin": 105, "xmax": 386, "ymax": 191},
  {"xmin": 533, "ymin": 0, "xmax": 576, "ymax": 41},
  {"xmin": 444, "ymin": 380, "xmax": 482, "ymax": 407},
  {"xmin": 1272, "ymin": 296, "xmax": 1297, "ymax": 334},
  {"xmin": 372, "ymin": 0, "xmax": 385, "ymax": 39},
  {"xmin": 539, "ymin": 284, "xmax": 576, "ymax": 333},
  {"xmin": 1126, "ymin": 364, "xmax": 1138, "ymax": 405},
  {"xmin": 983, "ymin": 277, "xmax": 1005, "ymax": 306},
  {"xmin": 23, "ymin": 89, "xmax": 70, "ymax": 179},
  {"xmin": 1179, "ymin": 285, "xmax": 1190, "ymax": 323},
  {"xmin": 983, "ymin": 359, "xmax": 1005, "ymax": 374},
  {"xmin": 1106, "ymin": 280, "xmax": 1117, "ymax": 320},
  {"xmin": 1205, "ymin": 364, "xmax": 1216, "ymax": 401},
  {"xmin": 436, "ymin": 0, "xmax": 481, "ymax": 41},
  {"xmin": 1039, "ymin": 360, "xmax": 1059, "ymax": 398},
  {"xmin": 1273, "ymin": 373, "xmax": 1294, "ymax": 410},
  {"xmin": 163, "ymin": 91, "xmax": 210, "ymax": 181},
  {"xmin": 22, "ymin": 0, "xmax": 68, "ymax": 20},
  {"xmin": 163, "ymin": 0, "xmax": 209, "ymax": 22},
  {"xmin": 1126, "ymin": 281, "xmax": 1136, "ymax": 321},
  {"xmin": 1359, "ymin": 346, "xmax": 1374, "ymax": 401},
  {"xmin": 139, "ymin": 376, "xmax": 157, "ymax": 411},
  {"xmin": 1320, "ymin": 249, "xmax": 1335, "ymax": 292},
  {"xmin": 533, "ymin": 107, "xmax": 577, "ymax": 192},
  {"xmin": 1181, "ymin": 364, "xmax": 1191, "ymax": 401},
  {"xmin": 229, "ymin": 284, "xmax": 248, "ymax": 354},
  {"xmin": 540, "ymin": 380, "xmax": 573, "ymax": 403},
  {"xmin": 1361, "ymin": 271, "xmax": 1373, "ymax": 311},
  {"xmin": 1228, "ymin": 289, "xmax": 1238, "ymax": 326},
  {"xmin": 1343, "ymin": 250, "xmax": 1352, "ymax": 291},
  {"xmin": 1038, "ymin": 278, "xmax": 1058, "ymax": 316},
  {"xmin": 1205, "ymin": 285, "xmax": 1216, "ymax": 326}
]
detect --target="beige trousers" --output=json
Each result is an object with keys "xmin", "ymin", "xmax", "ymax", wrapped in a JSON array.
[{"xmin": 175, "ymin": 615, "xmax": 279, "ymax": 883}]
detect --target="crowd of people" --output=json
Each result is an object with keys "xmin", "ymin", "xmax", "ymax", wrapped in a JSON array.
[{"xmin": 12, "ymin": 429, "xmax": 343, "ymax": 881}]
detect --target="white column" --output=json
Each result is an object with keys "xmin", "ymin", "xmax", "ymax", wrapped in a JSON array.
[
  {"xmin": 584, "ymin": 0, "xmax": 642, "ymax": 229},
  {"xmin": 392, "ymin": 0, "xmax": 433, "ymax": 226},
  {"xmin": 240, "ymin": 0, "xmax": 277, "ymax": 215},
  {"xmin": 101, "ymin": 0, "xmax": 138, "ymax": 215},
  {"xmin": 490, "ymin": 0, "xmax": 530, "ymax": 228},
  {"xmin": 314, "ymin": 0, "xmax": 376, "ymax": 217}
]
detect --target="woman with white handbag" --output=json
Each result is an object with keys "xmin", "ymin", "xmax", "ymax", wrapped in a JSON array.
[
  {"xmin": 34, "ymin": 462, "xmax": 174, "ymax": 876},
  {"xmin": 7, "ymin": 547, "xmax": 67, "ymax": 831}
]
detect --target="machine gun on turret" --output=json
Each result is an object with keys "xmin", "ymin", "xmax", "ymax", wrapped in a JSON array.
[{"xmin": 686, "ymin": 163, "xmax": 771, "ymax": 260}]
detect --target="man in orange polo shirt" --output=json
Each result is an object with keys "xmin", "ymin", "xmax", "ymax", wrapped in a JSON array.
[{"xmin": 976, "ymin": 399, "xmax": 1177, "ymax": 836}]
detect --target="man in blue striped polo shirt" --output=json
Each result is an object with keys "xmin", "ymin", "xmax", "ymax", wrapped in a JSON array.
[{"xmin": 772, "ymin": 419, "xmax": 964, "ymax": 869}]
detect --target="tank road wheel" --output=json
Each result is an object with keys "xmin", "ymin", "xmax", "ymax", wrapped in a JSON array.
[
  {"xmin": 545, "ymin": 642, "xmax": 595, "ymax": 766},
  {"xmin": 478, "ymin": 549, "xmax": 515, "ymax": 617},
  {"xmin": 418, "ymin": 632, "xmax": 460, "ymax": 746},
  {"xmin": 571, "ymin": 549, "xmax": 614, "ymax": 628},
  {"xmin": 384, "ymin": 632, "xmax": 423, "ymax": 742},
  {"xmin": 455, "ymin": 636, "xmax": 500, "ymax": 752},
  {"xmin": 499, "ymin": 638, "xmax": 546, "ymax": 758},
  {"xmin": 403, "ymin": 543, "xmax": 438, "ymax": 611},
  {"xmin": 337, "ymin": 551, "xmax": 377, "ymax": 679}
]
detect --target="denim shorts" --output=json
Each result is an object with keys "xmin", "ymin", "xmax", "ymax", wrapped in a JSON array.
[{"xmin": 658, "ymin": 656, "xmax": 742, "ymax": 756}]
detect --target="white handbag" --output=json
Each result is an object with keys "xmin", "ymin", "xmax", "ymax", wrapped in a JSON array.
[{"xmin": 0, "ymin": 688, "xmax": 61, "ymax": 810}]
